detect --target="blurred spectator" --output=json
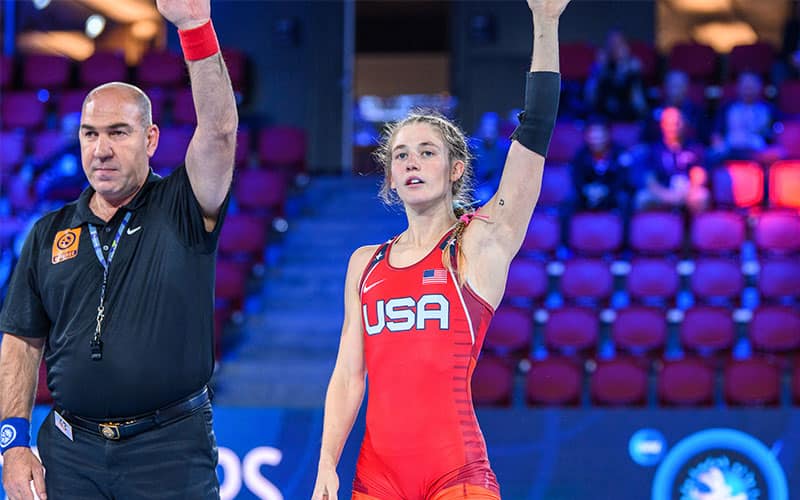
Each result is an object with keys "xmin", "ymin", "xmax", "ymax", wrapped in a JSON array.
[
  {"xmin": 648, "ymin": 70, "xmax": 709, "ymax": 143},
  {"xmin": 636, "ymin": 107, "xmax": 709, "ymax": 213},
  {"xmin": 709, "ymin": 72, "xmax": 779, "ymax": 164},
  {"xmin": 471, "ymin": 111, "xmax": 511, "ymax": 203},
  {"xmin": 773, "ymin": 1, "xmax": 800, "ymax": 85},
  {"xmin": 32, "ymin": 112, "xmax": 87, "ymax": 202},
  {"xmin": 584, "ymin": 29, "xmax": 648, "ymax": 121},
  {"xmin": 570, "ymin": 116, "xmax": 633, "ymax": 211}
]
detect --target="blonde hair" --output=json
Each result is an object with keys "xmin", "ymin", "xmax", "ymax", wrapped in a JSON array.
[{"xmin": 373, "ymin": 111, "xmax": 480, "ymax": 281}]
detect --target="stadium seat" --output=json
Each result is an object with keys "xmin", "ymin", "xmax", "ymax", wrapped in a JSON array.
[
  {"xmin": 57, "ymin": 89, "xmax": 90, "ymax": 116},
  {"xmin": 234, "ymin": 169, "xmax": 288, "ymax": 218},
  {"xmin": 35, "ymin": 362, "xmax": 52, "ymax": 405},
  {"xmin": 690, "ymin": 210, "xmax": 745, "ymax": 254},
  {"xmin": 778, "ymin": 80, "xmax": 800, "ymax": 116},
  {"xmin": 724, "ymin": 357, "xmax": 780, "ymax": 406},
  {"xmin": 776, "ymin": 121, "xmax": 800, "ymax": 157},
  {"xmin": 560, "ymin": 258, "xmax": 613, "ymax": 303},
  {"xmin": 689, "ymin": 257, "xmax": 743, "ymax": 303},
  {"xmin": 526, "ymin": 356, "xmax": 582, "ymax": 406},
  {"xmin": 758, "ymin": 257, "xmax": 800, "ymax": 300},
  {"xmin": 680, "ymin": 306, "xmax": 735, "ymax": 355},
  {"xmin": 0, "ymin": 131, "xmax": 26, "ymax": 174},
  {"xmin": 484, "ymin": 306, "xmax": 533, "ymax": 356},
  {"xmin": 538, "ymin": 163, "xmax": 574, "ymax": 207},
  {"xmin": 30, "ymin": 130, "xmax": 67, "ymax": 164},
  {"xmin": 668, "ymin": 43, "xmax": 717, "ymax": 82},
  {"xmin": 568, "ymin": 212, "xmax": 623, "ymax": 255},
  {"xmin": 150, "ymin": 127, "xmax": 193, "ymax": 173},
  {"xmin": 749, "ymin": 305, "xmax": 800, "ymax": 355},
  {"xmin": 136, "ymin": 50, "xmax": 186, "ymax": 88},
  {"xmin": 629, "ymin": 211, "xmax": 683, "ymax": 255},
  {"xmin": 257, "ymin": 126, "xmax": 307, "ymax": 174},
  {"xmin": 768, "ymin": 160, "xmax": 800, "ymax": 209},
  {"xmin": 520, "ymin": 212, "xmax": 560, "ymax": 256},
  {"xmin": 658, "ymin": 357, "xmax": 714, "ymax": 406},
  {"xmin": 218, "ymin": 213, "xmax": 268, "ymax": 264},
  {"xmin": 630, "ymin": 40, "xmax": 658, "ymax": 84},
  {"xmin": 1, "ymin": 91, "xmax": 46, "ymax": 130},
  {"xmin": 0, "ymin": 54, "xmax": 12, "ymax": 89},
  {"xmin": 22, "ymin": 54, "xmax": 71, "ymax": 89},
  {"xmin": 711, "ymin": 161, "xmax": 764, "ymax": 208},
  {"xmin": 547, "ymin": 121, "xmax": 583, "ymax": 163},
  {"xmin": 590, "ymin": 357, "xmax": 648, "ymax": 406},
  {"xmin": 793, "ymin": 364, "xmax": 800, "ymax": 404},
  {"xmin": 504, "ymin": 257, "xmax": 548, "ymax": 303},
  {"xmin": 543, "ymin": 307, "xmax": 598, "ymax": 355},
  {"xmin": 728, "ymin": 42, "xmax": 775, "ymax": 79},
  {"xmin": 215, "ymin": 258, "xmax": 248, "ymax": 305},
  {"xmin": 472, "ymin": 355, "xmax": 515, "ymax": 406},
  {"xmin": 559, "ymin": 42, "xmax": 595, "ymax": 81},
  {"xmin": 753, "ymin": 211, "xmax": 800, "ymax": 254},
  {"xmin": 235, "ymin": 128, "xmax": 252, "ymax": 167},
  {"xmin": 611, "ymin": 306, "xmax": 667, "ymax": 357},
  {"xmin": 627, "ymin": 258, "xmax": 680, "ymax": 304},
  {"xmin": 221, "ymin": 47, "xmax": 249, "ymax": 93},
  {"xmin": 79, "ymin": 51, "xmax": 128, "ymax": 87},
  {"xmin": 172, "ymin": 87, "xmax": 196, "ymax": 125}
]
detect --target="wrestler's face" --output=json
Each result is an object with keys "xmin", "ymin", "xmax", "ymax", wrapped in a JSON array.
[
  {"xmin": 80, "ymin": 88, "xmax": 158, "ymax": 204},
  {"xmin": 389, "ymin": 122, "xmax": 464, "ymax": 211}
]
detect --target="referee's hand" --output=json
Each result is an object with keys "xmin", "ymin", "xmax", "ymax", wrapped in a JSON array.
[{"xmin": 1, "ymin": 447, "xmax": 46, "ymax": 500}]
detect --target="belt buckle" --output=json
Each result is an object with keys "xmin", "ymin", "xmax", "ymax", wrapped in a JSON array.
[{"xmin": 99, "ymin": 422, "xmax": 121, "ymax": 440}]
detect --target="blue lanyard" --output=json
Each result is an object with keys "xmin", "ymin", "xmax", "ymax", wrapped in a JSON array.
[{"xmin": 87, "ymin": 211, "xmax": 132, "ymax": 361}]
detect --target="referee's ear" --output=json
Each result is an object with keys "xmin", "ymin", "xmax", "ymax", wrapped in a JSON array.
[{"xmin": 145, "ymin": 123, "xmax": 160, "ymax": 159}]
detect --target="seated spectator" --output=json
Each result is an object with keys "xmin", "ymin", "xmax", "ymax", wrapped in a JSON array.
[
  {"xmin": 471, "ymin": 111, "xmax": 512, "ymax": 203},
  {"xmin": 584, "ymin": 29, "xmax": 648, "ymax": 121},
  {"xmin": 636, "ymin": 107, "xmax": 709, "ymax": 213},
  {"xmin": 647, "ymin": 69, "xmax": 709, "ymax": 143},
  {"xmin": 709, "ymin": 72, "xmax": 778, "ymax": 164},
  {"xmin": 571, "ymin": 116, "xmax": 633, "ymax": 211}
]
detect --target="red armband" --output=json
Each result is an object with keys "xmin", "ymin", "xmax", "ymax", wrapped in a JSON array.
[{"xmin": 178, "ymin": 20, "xmax": 220, "ymax": 61}]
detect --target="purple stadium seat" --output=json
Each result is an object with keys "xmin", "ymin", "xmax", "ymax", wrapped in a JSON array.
[
  {"xmin": 559, "ymin": 43, "xmax": 595, "ymax": 81},
  {"xmin": 0, "ymin": 131, "xmax": 26, "ymax": 174},
  {"xmin": 544, "ymin": 306, "xmax": 598, "ymax": 355},
  {"xmin": 235, "ymin": 128, "xmax": 252, "ymax": 167},
  {"xmin": 758, "ymin": 257, "xmax": 800, "ymax": 300},
  {"xmin": 215, "ymin": 258, "xmax": 248, "ymax": 304},
  {"xmin": 57, "ymin": 89, "xmax": 89, "ymax": 116},
  {"xmin": 658, "ymin": 357, "xmax": 714, "ymax": 406},
  {"xmin": 141, "ymin": 86, "xmax": 167, "ymax": 124},
  {"xmin": 680, "ymin": 306, "xmax": 735, "ymax": 355},
  {"xmin": 724, "ymin": 357, "xmax": 780, "ymax": 406},
  {"xmin": 218, "ymin": 213, "xmax": 267, "ymax": 264},
  {"xmin": 728, "ymin": 42, "xmax": 775, "ymax": 79},
  {"xmin": 776, "ymin": 121, "xmax": 800, "ymax": 158},
  {"xmin": 472, "ymin": 355, "xmax": 515, "ymax": 406},
  {"xmin": 568, "ymin": 212, "xmax": 622, "ymax": 255},
  {"xmin": 689, "ymin": 257, "xmax": 744, "ymax": 302},
  {"xmin": 150, "ymin": 127, "xmax": 193, "ymax": 173},
  {"xmin": 778, "ymin": 80, "xmax": 800, "ymax": 116},
  {"xmin": 627, "ymin": 258, "xmax": 680, "ymax": 303},
  {"xmin": 234, "ymin": 169, "xmax": 288, "ymax": 217},
  {"xmin": 690, "ymin": 210, "xmax": 745, "ymax": 254},
  {"xmin": 520, "ymin": 212, "xmax": 559, "ymax": 255},
  {"xmin": 611, "ymin": 306, "xmax": 666, "ymax": 357},
  {"xmin": 526, "ymin": 356, "xmax": 582, "ymax": 406},
  {"xmin": 136, "ymin": 51, "xmax": 186, "ymax": 88},
  {"xmin": 31, "ymin": 130, "xmax": 67, "ymax": 164},
  {"xmin": 630, "ymin": 211, "xmax": 683, "ymax": 255},
  {"xmin": 505, "ymin": 258, "xmax": 548, "ymax": 302},
  {"xmin": 79, "ymin": 51, "xmax": 127, "ymax": 87},
  {"xmin": 0, "ymin": 55, "xmax": 13, "ymax": 89},
  {"xmin": 172, "ymin": 87, "xmax": 196, "ymax": 125},
  {"xmin": 1, "ymin": 91, "xmax": 46, "ymax": 129},
  {"xmin": 794, "ymin": 364, "xmax": 800, "ymax": 404},
  {"xmin": 711, "ymin": 161, "xmax": 764, "ymax": 208},
  {"xmin": 561, "ymin": 258, "xmax": 613, "ymax": 303},
  {"xmin": 668, "ymin": 43, "xmax": 717, "ymax": 82},
  {"xmin": 23, "ymin": 54, "xmax": 71, "ymax": 89},
  {"xmin": 754, "ymin": 211, "xmax": 800, "ymax": 254},
  {"xmin": 590, "ymin": 358, "xmax": 648, "ymax": 406},
  {"xmin": 547, "ymin": 121, "xmax": 583, "ymax": 163},
  {"xmin": 768, "ymin": 160, "xmax": 800, "ymax": 209},
  {"xmin": 258, "ymin": 126, "xmax": 307, "ymax": 173},
  {"xmin": 750, "ymin": 306, "xmax": 800, "ymax": 354},
  {"xmin": 538, "ymin": 163, "xmax": 573, "ymax": 207},
  {"xmin": 484, "ymin": 306, "xmax": 533, "ymax": 356}
]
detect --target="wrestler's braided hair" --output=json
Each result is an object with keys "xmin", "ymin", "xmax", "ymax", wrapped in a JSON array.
[{"xmin": 374, "ymin": 111, "xmax": 478, "ymax": 282}]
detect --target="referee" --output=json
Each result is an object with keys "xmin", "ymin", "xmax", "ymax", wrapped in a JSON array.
[{"xmin": 0, "ymin": 0, "xmax": 237, "ymax": 498}]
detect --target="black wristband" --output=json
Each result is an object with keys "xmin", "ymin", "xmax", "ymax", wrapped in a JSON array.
[{"xmin": 511, "ymin": 71, "xmax": 560, "ymax": 157}]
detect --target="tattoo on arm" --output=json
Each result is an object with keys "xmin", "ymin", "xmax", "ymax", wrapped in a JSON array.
[{"xmin": 499, "ymin": 199, "xmax": 505, "ymax": 206}]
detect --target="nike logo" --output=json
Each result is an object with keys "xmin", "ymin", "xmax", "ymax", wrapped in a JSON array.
[
  {"xmin": 126, "ymin": 226, "xmax": 142, "ymax": 235},
  {"xmin": 363, "ymin": 279, "xmax": 385, "ymax": 294}
]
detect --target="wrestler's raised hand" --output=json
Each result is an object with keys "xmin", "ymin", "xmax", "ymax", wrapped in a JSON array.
[
  {"xmin": 156, "ymin": 0, "xmax": 210, "ymax": 30},
  {"xmin": 527, "ymin": 0, "xmax": 571, "ymax": 19}
]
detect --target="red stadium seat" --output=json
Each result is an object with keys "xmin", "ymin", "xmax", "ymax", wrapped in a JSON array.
[
  {"xmin": 136, "ymin": 50, "xmax": 186, "ymax": 88},
  {"xmin": 611, "ymin": 306, "xmax": 667, "ymax": 357},
  {"xmin": 668, "ymin": 43, "xmax": 717, "ymax": 82},
  {"xmin": 689, "ymin": 257, "xmax": 743, "ymax": 303},
  {"xmin": 79, "ymin": 51, "xmax": 128, "ymax": 87},
  {"xmin": 472, "ymin": 355, "xmax": 515, "ymax": 406},
  {"xmin": 690, "ymin": 210, "xmax": 745, "ymax": 254},
  {"xmin": 776, "ymin": 122, "xmax": 800, "ymax": 158},
  {"xmin": 610, "ymin": 122, "xmax": 642, "ymax": 149},
  {"xmin": 221, "ymin": 47, "xmax": 249, "ymax": 92},
  {"xmin": 630, "ymin": 211, "xmax": 683, "ymax": 255},
  {"xmin": 0, "ymin": 55, "xmax": 12, "ymax": 89},
  {"xmin": 658, "ymin": 357, "xmax": 714, "ymax": 406},
  {"xmin": 758, "ymin": 257, "xmax": 800, "ymax": 300},
  {"xmin": 547, "ymin": 121, "xmax": 583, "ymax": 163},
  {"xmin": 680, "ymin": 306, "xmax": 735, "ymax": 355},
  {"xmin": 218, "ymin": 213, "xmax": 268, "ymax": 264},
  {"xmin": 544, "ymin": 307, "xmax": 598, "ymax": 355},
  {"xmin": 22, "ymin": 54, "xmax": 71, "ymax": 89},
  {"xmin": 538, "ymin": 163, "xmax": 573, "ymax": 207},
  {"xmin": 724, "ymin": 357, "xmax": 780, "ymax": 406},
  {"xmin": 778, "ymin": 80, "xmax": 800, "ymax": 116},
  {"xmin": 258, "ymin": 126, "xmax": 307, "ymax": 174},
  {"xmin": 728, "ymin": 42, "xmax": 775, "ymax": 79},
  {"xmin": 505, "ymin": 258, "xmax": 548, "ymax": 302},
  {"xmin": 568, "ymin": 212, "xmax": 622, "ymax": 255},
  {"xmin": 560, "ymin": 258, "xmax": 613, "ymax": 303},
  {"xmin": 150, "ymin": 127, "xmax": 193, "ymax": 173},
  {"xmin": 793, "ymin": 364, "xmax": 800, "ymax": 404},
  {"xmin": 627, "ymin": 258, "xmax": 679, "ymax": 303},
  {"xmin": 750, "ymin": 306, "xmax": 800, "ymax": 354},
  {"xmin": 559, "ymin": 42, "xmax": 595, "ymax": 81},
  {"xmin": 1, "ymin": 91, "xmax": 46, "ymax": 130},
  {"xmin": 172, "ymin": 87, "xmax": 196, "ymax": 125},
  {"xmin": 484, "ymin": 306, "xmax": 533, "ymax": 356},
  {"xmin": 590, "ymin": 357, "xmax": 648, "ymax": 406},
  {"xmin": 520, "ymin": 212, "xmax": 560, "ymax": 255},
  {"xmin": 754, "ymin": 211, "xmax": 800, "ymax": 254},
  {"xmin": 0, "ymin": 131, "xmax": 26, "ymax": 174},
  {"xmin": 234, "ymin": 169, "xmax": 288, "ymax": 217},
  {"xmin": 215, "ymin": 258, "xmax": 248, "ymax": 303},
  {"xmin": 768, "ymin": 160, "xmax": 800, "ymax": 209},
  {"xmin": 630, "ymin": 40, "xmax": 658, "ymax": 84},
  {"xmin": 526, "ymin": 356, "xmax": 582, "ymax": 406},
  {"xmin": 35, "ymin": 362, "xmax": 52, "ymax": 405},
  {"xmin": 711, "ymin": 161, "xmax": 764, "ymax": 208}
]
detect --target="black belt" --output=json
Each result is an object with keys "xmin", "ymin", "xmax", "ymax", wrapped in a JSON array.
[{"xmin": 57, "ymin": 387, "xmax": 210, "ymax": 441}]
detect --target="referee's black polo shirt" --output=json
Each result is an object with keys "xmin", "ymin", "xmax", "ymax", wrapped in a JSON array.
[{"xmin": 0, "ymin": 165, "xmax": 229, "ymax": 419}]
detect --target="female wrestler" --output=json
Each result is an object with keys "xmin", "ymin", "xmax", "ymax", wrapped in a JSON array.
[{"xmin": 312, "ymin": 0, "xmax": 570, "ymax": 498}]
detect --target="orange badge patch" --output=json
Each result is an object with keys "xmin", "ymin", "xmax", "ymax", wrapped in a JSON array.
[{"xmin": 52, "ymin": 227, "xmax": 82, "ymax": 264}]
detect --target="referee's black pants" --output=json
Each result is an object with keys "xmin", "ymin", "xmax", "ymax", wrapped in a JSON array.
[{"xmin": 37, "ymin": 402, "xmax": 219, "ymax": 499}]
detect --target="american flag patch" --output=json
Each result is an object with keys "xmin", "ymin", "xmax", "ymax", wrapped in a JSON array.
[{"xmin": 422, "ymin": 268, "xmax": 447, "ymax": 285}]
